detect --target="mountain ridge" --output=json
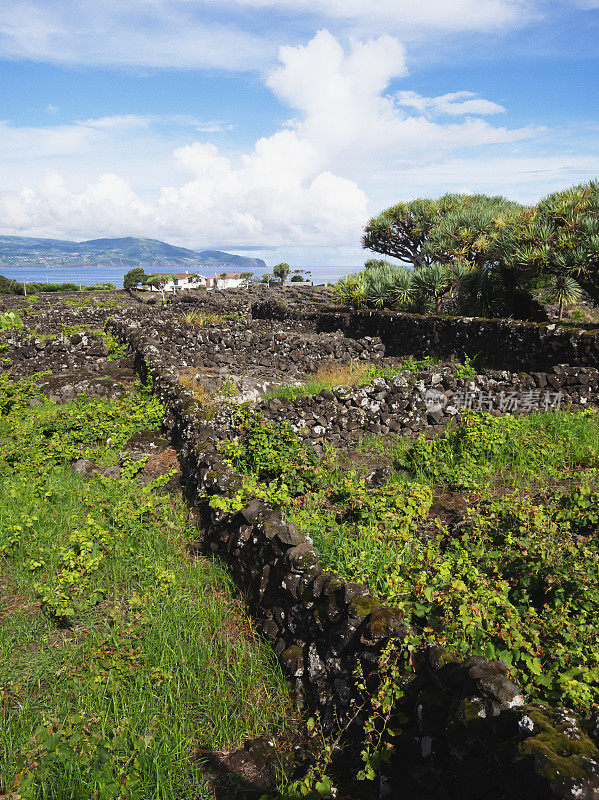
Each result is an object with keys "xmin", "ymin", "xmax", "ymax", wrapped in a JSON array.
[{"xmin": 0, "ymin": 235, "xmax": 266, "ymax": 271}]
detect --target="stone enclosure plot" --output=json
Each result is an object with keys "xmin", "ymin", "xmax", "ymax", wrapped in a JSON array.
[
  {"xmin": 7, "ymin": 287, "xmax": 594, "ymax": 799},
  {"xmin": 103, "ymin": 294, "xmax": 599, "ymax": 451},
  {"xmin": 108, "ymin": 308, "xmax": 599, "ymax": 800}
]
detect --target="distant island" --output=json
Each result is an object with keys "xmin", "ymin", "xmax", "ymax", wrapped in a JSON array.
[{"xmin": 0, "ymin": 236, "xmax": 266, "ymax": 272}]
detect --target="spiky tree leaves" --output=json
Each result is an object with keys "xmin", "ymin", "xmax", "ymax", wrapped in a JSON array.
[
  {"xmin": 455, "ymin": 266, "xmax": 509, "ymax": 318},
  {"xmin": 364, "ymin": 258, "xmax": 390, "ymax": 270},
  {"xmin": 546, "ymin": 275, "xmax": 584, "ymax": 321},
  {"xmin": 388, "ymin": 268, "xmax": 414, "ymax": 310},
  {"xmin": 422, "ymin": 194, "xmax": 523, "ymax": 268},
  {"xmin": 410, "ymin": 264, "xmax": 452, "ymax": 314},
  {"xmin": 363, "ymin": 194, "xmax": 523, "ymax": 271},
  {"xmin": 333, "ymin": 267, "xmax": 410, "ymax": 310},
  {"xmin": 331, "ymin": 274, "xmax": 368, "ymax": 307},
  {"xmin": 494, "ymin": 181, "xmax": 599, "ymax": 303},
  {"xmin": 361, "ymin": 181, "xmax": 599, "ymax": 318},
  {"xmin": 362, "ymin": 199, "xmax": 440, "ymax": 269}
]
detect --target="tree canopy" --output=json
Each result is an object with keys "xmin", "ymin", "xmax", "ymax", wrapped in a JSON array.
[
  {"xmin": 123, "ymin": 268, "xmax": 146, "ymax": 290},
  {"xmin": 363, "ymin": 193, "xmax": 522, "ymax": 271},
  {"xmin": 362, "ymin": 198, "xmax": 440, "ymax": 269},
  {"xmin": 273, "ymin": 263, "xmax": 291, "ymax": 283},
  {"xmin": 362, "ymin": 182, "xmax": 599, "ymax": 309},
  {"xmin": 493, "ymin": 181, "xmax": 599, "ymax": 303}
]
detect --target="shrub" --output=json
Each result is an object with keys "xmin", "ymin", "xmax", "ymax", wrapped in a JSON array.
[
  {"xmin": 0, "ymin": 311, "xmax": 23, "ymax": 331},
  {"xmin": 85, "ymin": 282, "xmax": 117, "ymax": 291}
]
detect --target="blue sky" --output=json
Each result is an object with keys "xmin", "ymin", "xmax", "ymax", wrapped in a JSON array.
[{"xmin": 0, "ymin": 0, "xmax": 598, "ymax": 266}]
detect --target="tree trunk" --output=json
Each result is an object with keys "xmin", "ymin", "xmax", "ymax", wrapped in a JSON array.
[{"xmin": 558, "ymin": 298, "xmax": 564, "ymax": 321}]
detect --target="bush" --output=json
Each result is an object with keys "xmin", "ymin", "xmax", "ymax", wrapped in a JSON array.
[
  {"xmin": 220, "ymin": 411, "xmax": 320, "ymax": 497},
  {"xmin": 0, "ymin": 311, "xmax": 23, "ymax": 331},
  {"xmin": 85, "ymin": 283, "xmax": 116, "ymax": 291},
  {"xmin": 0, "ymin": 275, "xmax": 24, "ymax": 295}
]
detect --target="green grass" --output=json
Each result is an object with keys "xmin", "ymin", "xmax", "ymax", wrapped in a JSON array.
[
  {"xmin": 261, "ymin": 355, "xmax": 480, "ymax": 402},
  {"xmin": 218, "ymin": 409, "xmax": 599, "ymax": 712},
  {"xmin": 263, "ymin": 361, "xmax": 400, "ymax": 401},
  {"xmin": 395, "ymin": 408, "xmax": 599, "ymax": 489},
  {"xmin": 0, "ymin": 383, "xmax": 294, "ymax": 799}
]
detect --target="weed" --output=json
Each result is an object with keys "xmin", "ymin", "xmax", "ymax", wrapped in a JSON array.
[
  {"xmin": 102, "ymin": 329, "xmax": 129, "ymax": 361},
  {"xmin": 264, "ymin": 361, "xmax": 400, "ymax": 401},
  {"xmin": 0, "ymin": 311, "xmax": 23, "ymax": 331},
  {"xmin": 181, "ymin": 311, "xmax": 227, "ymax": 328},
  {"xmin": 398, "ymin": 355, "xmax": 439, "ymax": 374},
  {"xmin": 453, "ymin": 354, "xmax": 478, "ymax": 379},
  {"xmin": 63, "ymin": 297, "xmax": 92, "ymax": 309}
]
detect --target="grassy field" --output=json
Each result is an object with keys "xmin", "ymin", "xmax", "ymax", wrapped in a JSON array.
[
  {"xmin": 218, "ymin": 408, "xmax": 599, "ymax": 713},
  {"xmin": 0, "ymin": 377, "xmax": 294, "ymax": 799}
]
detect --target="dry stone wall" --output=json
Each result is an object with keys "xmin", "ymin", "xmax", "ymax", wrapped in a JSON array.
[
  {"xmin": 106, "ymin": 313, "xmax": 599, "ymax": 800},
  {"xmin": 246, "ymin": 364, "xmax": 599, "ymax": 449},
  {"xmin": 316, "ymin": 310, "xmax": 599, "ymax": 371},
  {"xmin": 0, "ymin": 290, "xmax": 134, "ymax": 334},
  {"xmin": 100, "ymin": 304, "xmax": 390, "ymax": 380},
  {"xmin": 252, "ymin": 301, "xmax": 599, "ymax": 372},
  {"xmin": 2, "ymin": 330, "xmax": 110, "ymax": 378}
]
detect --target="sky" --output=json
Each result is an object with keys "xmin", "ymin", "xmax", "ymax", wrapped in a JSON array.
[{"xmin": 0, "ymin": 0, "xmax": 598, "ymax": 267}]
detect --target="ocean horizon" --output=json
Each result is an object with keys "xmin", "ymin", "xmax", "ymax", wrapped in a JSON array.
[{"xmin": 0, "ymin": 264, "xmax": 360, "ymax": 288}]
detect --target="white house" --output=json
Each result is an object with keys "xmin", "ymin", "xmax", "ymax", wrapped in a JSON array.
[
  {"xmin": 211, "ymin": 272, "xmax": 245, "ymax": 289},
  {"xmin": 147, "ymin": 271, "xmax": 247, "ymax": 292},
  {"xmin": 166, "ymin": 272, "xmax": 205, "ymax": 291}
]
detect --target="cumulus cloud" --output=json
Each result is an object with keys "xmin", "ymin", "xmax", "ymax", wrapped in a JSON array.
[
  {"xmin": 265, "ymin": 30, "xmax": 539, "ymax": 183},
  {"xmin": 0, "ymin": 30, "xmax": 566, "ymax": 249}
]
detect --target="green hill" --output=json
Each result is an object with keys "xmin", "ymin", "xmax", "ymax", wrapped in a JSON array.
[{"xmin": 0, "ymin": 236, "xmax": 266, "ymax": 271}]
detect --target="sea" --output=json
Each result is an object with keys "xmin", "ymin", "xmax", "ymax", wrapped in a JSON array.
[{"xmin": 0, "ymin": 265, "xmax": 360, "ymax": 288}]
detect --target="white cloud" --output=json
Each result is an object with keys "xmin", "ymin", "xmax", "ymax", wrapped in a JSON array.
[
  {"xmin": 46, "ymin": 104, "xmax": 59, "ymax": 113},
  {"xmin": 0, "ymin": 119, "xmax": 97, "ymax": 161},
  {"xmin": 0, "ymin": 114, "xmax": 232, "ymax": 189},
  {"xmin": 195, "ymin": 121, "xmax": 235, "ymax": 133},
  {"xmin": 0, "ymin": 0, "xmax": 268, "ymax": 70},
  {"xmin": 395, "ymin": 90, "xmax": 505, "ymax": 116},
  {"xmin": 0, "ymin": 30, "xmax": 590, "ymax": 254},
  {"xmin": 388, "ymin": 153, "xmax": 599, "ymax": 203},
  {"xmin": 77, "ymin": 115, "xmax": 154, "ymax": 131},
  {"xmin": 266, "ymin": 30, "xmax": 539, "ymax": 182},
  {"xmin": 0, "ymin": 0, "xmax": 546, "ymax": 71},
  {"xmin": 203, "ymin": 0, "xmax": 535, "ymax": 33}
]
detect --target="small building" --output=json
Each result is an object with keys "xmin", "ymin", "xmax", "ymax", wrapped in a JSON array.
[
  {"xmin": 146, "ymin": 270, "xmax": 248, "ymax": 292},
  {"xmin": 210, "ymin": 272, "xmax": 245, "ymax": 290},
  {"xmin": 165, "ymin": 272, "xmax": 206, "ymax": 291}
]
